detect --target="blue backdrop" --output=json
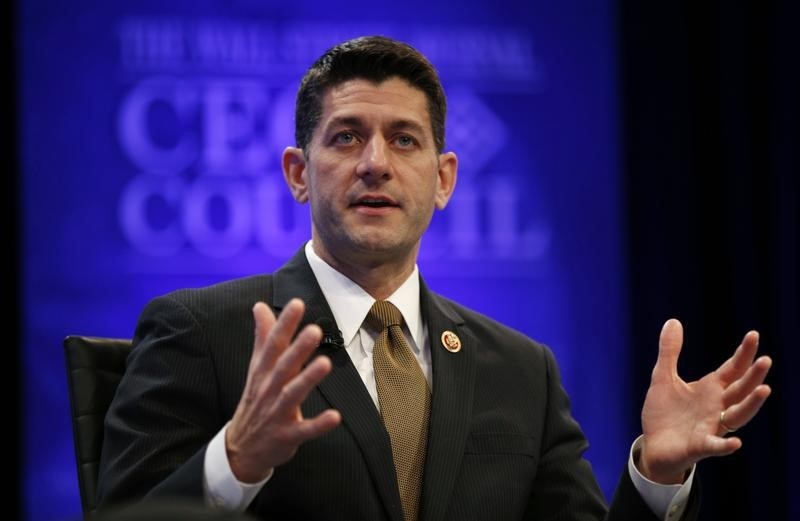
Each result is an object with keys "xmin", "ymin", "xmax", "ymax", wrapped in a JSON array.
[{"xmin": 19, "ymin": 2, "xmax": 626, "ymax": 520}]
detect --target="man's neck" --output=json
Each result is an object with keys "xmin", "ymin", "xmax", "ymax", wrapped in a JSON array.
[{"xmin": 310, "ymin": 242, "xmax": 418, "ymax": 301}]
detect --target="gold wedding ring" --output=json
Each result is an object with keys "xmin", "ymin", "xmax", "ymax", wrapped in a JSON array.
[{"xmin": 719, "ymin": 410, "xmax": 737, "ymax": 433}]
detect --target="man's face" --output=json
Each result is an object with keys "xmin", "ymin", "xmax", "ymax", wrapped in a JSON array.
[{"xmin": 283, "ymin": 77, "xmax": 457, "ymax": 270}]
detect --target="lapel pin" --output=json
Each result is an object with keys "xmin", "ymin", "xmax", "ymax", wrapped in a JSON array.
[{"xmin": 440, "ymin": 331, "xmax": 462, "ymax": 353}]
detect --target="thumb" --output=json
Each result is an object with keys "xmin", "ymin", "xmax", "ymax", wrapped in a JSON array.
[{"xmin": 652, "ymin": 318, "xmax": 683, "ymax": 382}]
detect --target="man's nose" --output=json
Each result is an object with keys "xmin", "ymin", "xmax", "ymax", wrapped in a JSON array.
[{"xmin": 355, "ymin": 137, "xmax": 391, "ymax": 180}]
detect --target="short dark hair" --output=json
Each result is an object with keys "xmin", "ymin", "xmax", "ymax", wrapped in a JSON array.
[{"xmin": 295, "ymin": 35, "xmax": 447, "ymax": 154}]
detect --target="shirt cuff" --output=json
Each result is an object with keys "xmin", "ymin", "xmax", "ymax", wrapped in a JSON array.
[
  {"xmin": 628, "ymin": 435, "xmax": 695, "ymax": 521},
  {"xmin": 203, "ymin": 422, "xmax": 273, "ymax": 510}
]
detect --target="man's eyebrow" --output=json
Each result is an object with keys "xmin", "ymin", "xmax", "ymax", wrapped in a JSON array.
[
  {"xmin": 324, "ymin": 116, "xmax": 365, "ymax": 131},
  {"xmin": 323, "ymin": 116, "xmax": 428, "ymax": 136},
  {"xmin": 387, "ymin": 119, "xmax": 427, "ymax": 135}
]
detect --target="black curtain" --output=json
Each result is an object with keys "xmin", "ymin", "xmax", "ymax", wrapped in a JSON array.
[
  {"xmin": 621, "ymin": 1, "xmax": 798, "ymax": 520},
  {"xmin": 7, "ymin": 0, "xmax": 21, "ymax": 519}
]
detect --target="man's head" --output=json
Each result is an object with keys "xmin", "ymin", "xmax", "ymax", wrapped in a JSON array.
[
  {"xmin": 282, "ymin": 37, "xmax": 457, "ymax": 292},
  {"xmin": 295, "ymin": 36, "xmax": 447, "ymax": 154}
]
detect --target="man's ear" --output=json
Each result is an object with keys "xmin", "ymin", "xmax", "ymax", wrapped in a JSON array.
[
  {"xmin": 434, "ymin": 151, "xmax": 458, "ymax": 210},
  {"xmin": 282, "ymin": 147, "xmax": 309, "ymax": 203}
]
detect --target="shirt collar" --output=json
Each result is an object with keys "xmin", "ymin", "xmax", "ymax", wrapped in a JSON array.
[{"xmin": 304, "ymin": 241, "xmax": 423, "ymax": 352}]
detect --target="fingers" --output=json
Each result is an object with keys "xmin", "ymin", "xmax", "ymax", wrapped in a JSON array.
[
  {"xmin": 264, "ymin": 335, "xmax": 328, "ymax": 410},
  {"xmin": 229, "ymin": 300, "xmax": 340, "ymax": 476},
  {"xmin": 270, "ymin": 354, "xmax": 341, "ymax": 441},
  {"xmin": 716, "ymin": 330, "xmax": 759, "ymax": 384},
  {"xmin": 722, "ymin": 355, "xmax": 772, "ymax": 405},
  {"xmin": 651, "ymin": 319, "xmax": 683, "ymax": 382},
  {"xmin": 244, "ymin": 299, "xmax": 326, "ymax": 411},
  {"xmin": 243, "ymin": 302, "xmax": 278, "ymax": 395},
  {"xmin": 253, "ymin": 301, "xmax": 276, "ymax": 346},
  {"xmin": 718, "ymin": 383, "xmax": 772, "ymax": 435},
  {"xmin": 251, "ymin": 299, "xmax": 308, "ymax": 376},
  {"xmin": 251, "ymin": 299, "xmax": 328, "ymax": 424},
  {"xmin": 247, "ymin": 302, "xmax": 280, "ymax": 382},
  {"xmin": 712, "ymin": 331, "xmax": 770, "ymax": 436}
]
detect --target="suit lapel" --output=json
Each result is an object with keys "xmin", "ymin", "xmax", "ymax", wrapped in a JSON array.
[
  {"xmin": 418, "ymin": 281, "xmax": 476, "ymax": 521},
  {"xmin": 272, "ymin": 248, "xmax": 404, "ymax": 521},
  {"xmin": 271, "ymin": 248, "xmax": 336, "ymax": 323},
  {"xmin": 316, "ymin": 347, "xmax": 403, "ymax": 521}
]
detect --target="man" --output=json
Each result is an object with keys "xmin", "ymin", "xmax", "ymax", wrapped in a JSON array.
[{"xmin": 98, "ymin": 36, "xmax": 772, "ymax": 521}]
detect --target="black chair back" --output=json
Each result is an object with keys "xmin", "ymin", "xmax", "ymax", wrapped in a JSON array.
[{"xmin": 63, "ymin": 335, "xmax": 132, "ymax": 515}]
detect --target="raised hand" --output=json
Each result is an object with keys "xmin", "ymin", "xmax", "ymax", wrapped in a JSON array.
[
  {"xmin": 226, "ymin": 299, "xmax": 342, "ymax": 483},
  {"xmin": 638, "ymin": 319, "xmax": 772, "ymax": 484}
]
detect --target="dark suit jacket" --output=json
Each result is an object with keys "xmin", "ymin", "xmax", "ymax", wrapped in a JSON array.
[{"xmin": 98, "ymin": 248, "xmax": 698, "ymax": 520}]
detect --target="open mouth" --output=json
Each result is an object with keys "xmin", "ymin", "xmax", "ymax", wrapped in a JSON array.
[
  {"xmin": 357, "ymin": 199, "xmax": 393, "ymax": 208},
  {"xmin": 352, "ymin": 196, "xmax": 398, "ymax": 209}
]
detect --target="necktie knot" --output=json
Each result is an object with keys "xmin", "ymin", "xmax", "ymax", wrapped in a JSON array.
[{"xmin": 367, "ymin": 300, "xmax": 403, "ymax": 330}]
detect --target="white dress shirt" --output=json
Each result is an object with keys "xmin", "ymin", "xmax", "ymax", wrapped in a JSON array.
[
  {"xmin": 304, "ymin": 241, "xmax": 432, "ymax": 407},
  {"xmin": 202, "ymin": 241, "xmax": 693, "ymax": 520}
]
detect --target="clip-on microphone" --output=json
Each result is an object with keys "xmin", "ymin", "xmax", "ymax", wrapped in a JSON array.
[{"xmin": 316, "ymin": 317, "xmax": 344, "ymax": 349}]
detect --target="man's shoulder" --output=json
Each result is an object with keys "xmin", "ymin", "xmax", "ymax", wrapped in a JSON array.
[
  {"xmin": 171, "ymin": 273, "xmax": 274, "ymax": 299},
  {"xmin": 148, "ymin": 247, "xmax": 310, "ymax": 314},
  {"xmin": 144, "ymin": 273, "xmax": 277, "ymax": 320}
]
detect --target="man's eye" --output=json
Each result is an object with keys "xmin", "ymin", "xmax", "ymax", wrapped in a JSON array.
[
  {"xmin": 396, "ymin": 135, "xmax": 416, "ymax": 148},
  {"xmin": 334, "ymin": 132, "xmax": 356, "ymax": 145}
]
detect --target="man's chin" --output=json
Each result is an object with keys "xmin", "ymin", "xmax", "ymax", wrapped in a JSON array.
[{"xmin": 348, "ymin": 235, "xmax": 417, "ymax": 259}]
